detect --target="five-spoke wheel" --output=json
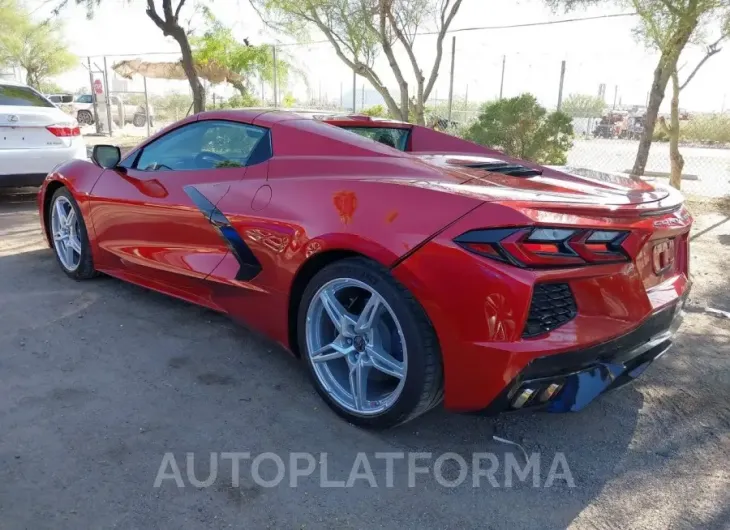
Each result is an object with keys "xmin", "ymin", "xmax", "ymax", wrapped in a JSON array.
[
  {"xmin": 306, "ymin": 278, "xmax": 408, "ymax": 416},
  {"xmin": 49, "ymin": 188, "xmax": 96, "ymax": 280},
  {"xmin": 299, "ymin": 257, "xmax": 443, "ymax": 428}
]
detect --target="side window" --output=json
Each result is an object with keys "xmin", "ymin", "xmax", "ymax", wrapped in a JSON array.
[
  {"xmin": 76, "ymin": 95, "xmax": 92, "ymax": 104},
  {"xmin": 134, "ymin": 120, "xmax": 267, "ymax": 172}
]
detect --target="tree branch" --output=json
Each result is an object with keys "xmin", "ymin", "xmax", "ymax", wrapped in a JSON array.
[
  {"xmin": 679, "ymin": 36, "xmax": 725, "ymax": 91},
  {"xmin": 146, "ymin": 0, "xmax": 167, "ymax": 33},
  {"xmin": 174, "ymin": 0, "xmax": 186, "ymax": 21},
  {"xmin": 306, "ymin": 6, "xmax": 401, "ymax": 116},
  {"xmin": 423, "ymin": 0, "xmax": 461, "ymax": 99}
]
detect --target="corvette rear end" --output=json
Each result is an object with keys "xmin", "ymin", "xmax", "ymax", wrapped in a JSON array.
[{"xmin": 391, "ymin": 156, "xmax": 691, "ymax": 413}]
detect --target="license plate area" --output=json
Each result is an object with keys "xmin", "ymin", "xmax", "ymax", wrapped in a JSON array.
[{"xmin": 652, "ymin": 237, "xmax": 677, "ymax": 276}]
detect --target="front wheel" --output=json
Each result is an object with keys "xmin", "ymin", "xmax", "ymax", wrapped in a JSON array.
[
  {"xmin": 298, "ymin": 257, "xmax": 443, "ymax": 428},
  {"xmin": 132, "ymin": 113, "xmax": 146, "ymax": 127},
  {"xmin": 49, "ymin": 188, "xmax": 97, "ymax": 280}
]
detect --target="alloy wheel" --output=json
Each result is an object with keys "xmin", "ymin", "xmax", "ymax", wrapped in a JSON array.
[
  {"xmin": 305, "ymin": 278, "xmax": 408, "ymax": 416},
  {"xmin": 51, "ymin": 196, "xmax": 82, "ymax": 272}
]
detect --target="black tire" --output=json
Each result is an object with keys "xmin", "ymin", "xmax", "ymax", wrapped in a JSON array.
[
  {"xmin": 77, "ymin": 110, "xmax": 93, "ymax": 125},
  {"xmin": 297, "ymin": 257, "xmax": 443, "ymax": 429},
  {"xmin": 49, "ymin": 187, "xmax": 97, "ymax": 281},
  {"xmin": 132, "ymin": 113, "xmax": 146, "ymax": 127}
]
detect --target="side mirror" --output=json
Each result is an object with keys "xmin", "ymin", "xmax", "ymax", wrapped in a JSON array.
[{"xmin": 92, "ymin": 145, "xmax": 122, "ymax": 169}]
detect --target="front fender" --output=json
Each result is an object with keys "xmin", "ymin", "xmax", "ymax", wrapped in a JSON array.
[{"xmin": 38, "ymin": 159, "xmax": 105, "ymax": 248}]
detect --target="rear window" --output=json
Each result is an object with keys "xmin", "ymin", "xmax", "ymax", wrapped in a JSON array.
[
  {"xmin": 0, "ymin": 85, "xmax": 54, "ymax": 107},
  {"xmin": 339, "ymin": 126, "xmax": 409, "ymax": 151}
]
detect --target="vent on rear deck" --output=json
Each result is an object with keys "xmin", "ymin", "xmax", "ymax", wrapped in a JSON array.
[{"xmin": 466, "ymin": 162, "xmax": 542, "ymax": 177}]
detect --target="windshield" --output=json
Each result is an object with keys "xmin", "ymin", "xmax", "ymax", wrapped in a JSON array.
[
  {"xmin": 339, "ymin": 126, "xmax": 409, "ymax": 151},
  {"xmin": 0, "ymin": 85, "xmax": 54, "ymax": 107}
]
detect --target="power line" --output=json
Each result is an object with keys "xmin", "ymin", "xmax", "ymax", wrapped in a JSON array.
[
  {"xmin": 81, "ymin": 11, "xmax": 639, "ymax": 55},
  {"xmin": 441, "ymin": 12, "xmax": 637, "ymax": 34},
  {"xmin": 276, "ymin": 12, "xmax": 638, "ymax": 47}
]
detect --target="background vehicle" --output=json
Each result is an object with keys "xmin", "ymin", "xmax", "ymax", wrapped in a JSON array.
[
  {"xmin": 73, "ymin": 94, "xmax": 154, "ymax": 127},
  {"xmin": 1, "ymin": 80, "xmax": 85, "ymax": 187},
  {"xmin": 45, "ymin": 93, "xmax": 74, "ymax": 106},
  {"xmin": 37, "ymin": 109, "xmax": 691, "ymax": 428}
]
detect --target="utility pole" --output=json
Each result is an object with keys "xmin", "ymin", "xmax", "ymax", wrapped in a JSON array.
[
  {"xmin": 143, "ymin": 76, "xmax": 150, "ymax": 137},
  {"xmin": 499, "ymin": 55, "xmax": 506, "ymax": 100},
  {"xmin": 613, "ymin": 85, "xmax": 618, "ymax": 110},
  {"xmin": 86, "ymin": 57, "xmax": 100, "ymax": 134},
  {"xmin": 340, "ymin": 82, "xmax": 343, "ymax": 109},
  {"xmin": 272, "ymin": 45, "xmax": 278, "ymax": 108},
  {"xmin": 102, "ymin": 56, "xmax": 113, "ymax": 136},
  {"xmin": 465, "ymin": 84, "xmax": 469, "ymax": 110},
  {"xmin": 361, "ymin": 83, "xmax": 365, "ymax": 109},
  {"xmin": 447, "ymin": 36, "xmax": 456, "ymax": 122},
  {"xmin": 557, "ymin": 60, "xmax": 566, "ymax": 111},
  {"xmin": 352, "ymin": 70, "xmax": 356, "ymax": 112}
]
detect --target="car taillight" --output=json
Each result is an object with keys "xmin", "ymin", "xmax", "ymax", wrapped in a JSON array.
[
  {"xmin": 454, "ymin": 227, "xmax": 630, "ymax": 268},
  {"xmin": 47, "ymin": 124, "xmax": 81, "ymax": 137}
]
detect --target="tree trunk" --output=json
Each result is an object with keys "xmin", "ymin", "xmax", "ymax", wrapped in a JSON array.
[
  {"xmin": 231, "ymin": 79, "xmax": 247, "ymax": 97},
  {"xmin": 171, "ymin": 27, "xmax": 205, "ymax": 113},
  {"xmin": 630, "ymin": 18, "xmax": 697, "ymax": 178},
  {"xmin": 631, "ymin": 58, "xmax": 671, "ymax": 178},
  {"xmin": 668, "ymin": 71, "xmax": 684, "ymax": 190},
  {"xmin": 145, "ymin": 2, "xmax": 205, "ymax": 114},
  {"xmin": 412, "ymin": 102, "xmax": 425, "ymax": 126}
]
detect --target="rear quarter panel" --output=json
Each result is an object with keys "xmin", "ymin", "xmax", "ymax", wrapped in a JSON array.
[{"xmin": 209, "ymin": 160, "xmax": 481, "ymax": 349}]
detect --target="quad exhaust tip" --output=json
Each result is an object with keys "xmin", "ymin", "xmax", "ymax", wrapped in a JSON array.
[{"xmin": 510, "ymin": 382, "xmax": 564, "ymax": 409}]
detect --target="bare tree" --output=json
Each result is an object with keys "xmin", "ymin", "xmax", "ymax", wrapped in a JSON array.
[
  {"xmin": 251, "ymin": 0, "xmax": 463, "ymax": 124},
  {"xmin": 145, "ymin": 0, "xmax": 205, "ymax": 113}
]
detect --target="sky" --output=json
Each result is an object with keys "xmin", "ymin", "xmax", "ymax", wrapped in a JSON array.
[{"xmin": 23, "ymin": 0, "xmax": 730, "ymax": 113}]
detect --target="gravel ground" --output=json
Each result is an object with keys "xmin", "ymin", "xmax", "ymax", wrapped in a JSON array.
[{"xmin": 0, "ymin": 188, "xmax": 728, "ymax": 530}]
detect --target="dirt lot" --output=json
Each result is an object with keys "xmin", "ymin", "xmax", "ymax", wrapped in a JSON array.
[{"xmin": 0, "ymin": 188, "xmax": 728, "ymax": 530}]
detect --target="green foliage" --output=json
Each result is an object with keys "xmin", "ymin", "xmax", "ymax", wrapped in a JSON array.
[
  {"xmin": 152, "ymin": 92, "xmax": 193, "ymax": 122},
  {"xmin": 281, "ymin": 93, "xmax": 296, "ymax": 108},
  {"xmin": 561, "ymin": 93, "xmax": 606, "ymax": 118},
  {"xmin": 38, "ymin": 81, "xmax": 65, "ymax": 94},
  {"xmin": 192, "ymin": 8, "xmax": 290, "ymax": 96},
  {"xmin": 218, "ymin": 92, "xmax": 262, "ymax": 109},
  {"xmin": 0, "ymin": 1, "xmax": 77, "ymax": 88},
  {"xmin": 361, "ymin": 104, "xmax": 387, "ymax": 117},
  {"xmin": 465, "ymin": 94, "xmax": 574, "ymax": 165},
  {"xmin": 654, "ymin": 114, "xmax": 730, "ymax": 144}
]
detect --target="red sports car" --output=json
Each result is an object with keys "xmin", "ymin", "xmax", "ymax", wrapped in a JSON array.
[{"xmin": 37, "ymin": 110, "xmax": 691, "ymax": 428}]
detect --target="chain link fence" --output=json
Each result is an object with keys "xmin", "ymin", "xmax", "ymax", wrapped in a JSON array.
[{"xmin": 63, "ymin": 33, "xmax": 730, "ymax": 199}]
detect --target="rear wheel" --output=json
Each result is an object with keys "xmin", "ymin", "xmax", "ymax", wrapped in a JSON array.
[
  {"xmin": 77, "ymin": 110, "xmax": 93, "ymax": 125},
  {"xmin": 132, "ymin": 113, "xmax": 146, "ymax": 127},
  {"xmin": 298, "ymin": 257, "xmax": 443, "ymax": 428},
  {"xmin": 49, "ymin": 188, "xmax": 96, "ymax": 280}
]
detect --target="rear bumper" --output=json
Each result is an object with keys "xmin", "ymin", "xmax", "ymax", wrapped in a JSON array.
[
  {"xmin": 481, "ymin": 292, "xmax": 687, "ymax": 414},
  {"xmin": 0, "ymin": 140, "xmax": 87, "ymax": 187}
]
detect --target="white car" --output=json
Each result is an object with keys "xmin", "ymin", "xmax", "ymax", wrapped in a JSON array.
[{"xmin": 1, "ymin": 80, "xmax": 86, "ymax": 187}]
